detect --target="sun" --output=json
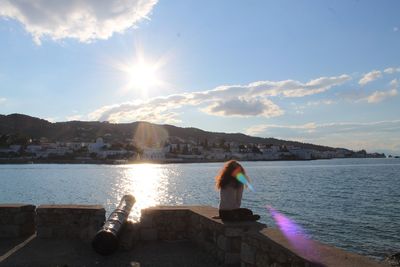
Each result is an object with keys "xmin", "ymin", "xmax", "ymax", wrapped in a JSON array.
[
  {"xmin": 111, "ymin": 49, "xmax": 168, "ymax": 99},
  {"xmin": 126, "ymin": 61, "xmax": 159, "ymax": 90}
]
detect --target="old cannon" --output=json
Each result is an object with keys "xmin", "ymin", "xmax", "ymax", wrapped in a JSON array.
[{"xmin": 92, "ymin": 194, "xmax": 136, "ymax": 255}]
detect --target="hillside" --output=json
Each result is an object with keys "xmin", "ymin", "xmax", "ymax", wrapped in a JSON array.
[{"xmin": 0, "ymin": 113, "xmax": 337, "ymax": 151}]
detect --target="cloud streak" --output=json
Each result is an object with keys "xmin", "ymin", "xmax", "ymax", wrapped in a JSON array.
[
  {"xmin": 384, "ymin": 67, "xmax": 400, "ymax": 74},
  {"xmin": 87, "ymin": 74, "xmax": 350, "ymax": 123},
  {"xmin": 0, "ymin": 0, "xmax": 158, "ymax": 44},
  {"xmin": 359, "ymin": 70, "xmax": 382, "ymax": 86},
  {"xmin": 364, "ymin": 79, "xmax": 398, "ymax": 103},
  {"xmin": 246, "ymin": 120, "xmax": 400, "ymax": 152}
]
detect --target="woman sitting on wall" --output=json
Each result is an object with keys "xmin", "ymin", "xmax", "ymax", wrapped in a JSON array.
[{"xmin": 215, "ymin": 160, "xmax": 260, "ymax": 221}]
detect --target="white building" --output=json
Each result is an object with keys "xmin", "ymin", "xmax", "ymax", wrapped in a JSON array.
[
  {"xmin": 88, "ymin": 138, "xmax": 107, "ymax": 153},
  {"xmin": 142, "ymin": 148, "xmax": 165, "ymax": 160}
]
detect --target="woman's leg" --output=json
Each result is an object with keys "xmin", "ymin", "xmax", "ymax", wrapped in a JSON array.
[
  {"xmin": 219, "ymin": 209, "xmax": 237, "ymax": 221},
  {"xmin": 219, "ymin": 209, "xmax": 260, "ymax": 222},
  {"xmin": 233, "ymin": 208, "xmax": 260, "ymax": 221},
  {"xmin": 235, "ymin": 208, "xmax": 253, "ymax": 217}
]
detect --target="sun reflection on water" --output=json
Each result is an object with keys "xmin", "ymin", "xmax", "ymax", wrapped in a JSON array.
[{"xmin": 116, "ymin": 164, "xmax": 170, "ymax": 221}]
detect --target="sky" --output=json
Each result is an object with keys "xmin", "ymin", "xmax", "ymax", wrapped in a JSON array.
[{"xmin": 0, "ymin": 0, "xmax": 399, "ymax": 155}]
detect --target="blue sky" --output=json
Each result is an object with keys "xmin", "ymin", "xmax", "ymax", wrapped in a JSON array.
[{"xmin": 0, "ymin": 0, "xmax": 399, "ymax": 154}]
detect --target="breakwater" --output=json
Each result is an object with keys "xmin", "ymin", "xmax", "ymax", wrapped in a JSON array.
[{"xmin": 0, "ymin": 204, "xmax": 386, "ymax": 267}]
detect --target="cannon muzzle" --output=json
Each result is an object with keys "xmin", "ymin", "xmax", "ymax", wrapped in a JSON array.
[{"xmin": 92, "ymin": 194, "xmax": 136, "ymax": 255}]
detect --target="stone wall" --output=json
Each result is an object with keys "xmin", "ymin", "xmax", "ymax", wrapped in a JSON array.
[
  {"xmin": 121, "ymin": 206, "xmax": 265, "ymax": 265},
  {"xmin": 0, "ymin": 204, "xmax": 386, "ymax": 267},
  {"xmin": 0, "ymin": 204, "xmax": 35, "ymax": 237},
  {"xmin": 187, "ymin": 206, "xmax": 265, "ymax": 265},
  {"xmin": 240, "ymin": 228, "xmax": 385, "ymax": 267},
  {"xmin": 130, "ymin": 206, "xmax": 385, "ymax": 267},
  {"xmin": 36, "ymin": 205, "xmax": 105, "ymax": 241}
]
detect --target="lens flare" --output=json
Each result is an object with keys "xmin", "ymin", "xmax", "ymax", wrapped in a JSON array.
[{"xmin": 267, "ymin": 206, "xmax": 321, "ymax": 263}]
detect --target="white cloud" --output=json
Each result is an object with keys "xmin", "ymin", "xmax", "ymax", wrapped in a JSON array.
[
  {"xmin": 0, "ymin": 0, "xmax": 158, "ymax": 44},
  {"xmin": 87, "ymin": 74, "xmax": 350, "ymax": 123},
  {"xmin": 44, "ymin": 117, "xmax": 56, "ymax": 122},
  {"xmin": 247, "ymin": 74, "xmax": 351, "ymax": 98},
  {"xmin": 246, "ymin": 122, "xmax": 316, "ymax": 136},
  {"xmin": 202, "ymin": 98, "xmax": 283, "ymax": 117},
  {"xmin": 366, "ymin": 89, "xmax": 397, "ymax": 103},
  {"xmin": 247, "ymin": 120, "xmax": 400, "ymax": 136},
  {"xmin": 358, "ymin": 70, "xmax": 382, "ymax": 86},
  {"xmin": 88, "ymin": 101, "xmax": 182, "ymax": 124},
  {"xmin": 66, "ymin": 114, "xmax": 83, "ymax": 121},
  {"xmin": 365, "ymin": 79, "xmax": 398, "ymax": 103},
  {"xmin": 384, "ymin": 67, "xmax": 400, "ymax": 74},
  {"xmin": 306, "ymin": 99, "xmax": 336, "ymax": 106},
  {"xmin": 0, "ymin": 97, "xmax": 6, "ymax": 104}
]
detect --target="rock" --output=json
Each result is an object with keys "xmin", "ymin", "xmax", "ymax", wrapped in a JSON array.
[{"xmin": 385, "ymin": 252, "xmax": 400, "ymax": 267}]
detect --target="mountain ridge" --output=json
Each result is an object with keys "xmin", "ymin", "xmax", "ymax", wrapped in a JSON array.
[{"xmin": 0, "ymin": 113, "xmax": 343, "ymax": 152}]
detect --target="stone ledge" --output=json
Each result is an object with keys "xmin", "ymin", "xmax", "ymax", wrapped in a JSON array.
[
  {"xmin": 138, "ymin": 206, "xmax": 386, "ymax": 267},
  {"xmin": 245, "ymin": 228, "xmax": 386, "ymax": 267},
  {"xmin": 0, "ymin": 204, "xmax": 36, "ymax": 212},
  {"xmin": 140, "ymin": 206, "xmax": 266, "ymax": 266},
  {"xmin": 37, "ymin": 204, "xmax": 104, "ymax": 211}
]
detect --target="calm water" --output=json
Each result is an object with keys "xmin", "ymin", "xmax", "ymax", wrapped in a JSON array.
[{"xmin": 1, "ymin": 158, "xmax": 399, "ymax": 260}]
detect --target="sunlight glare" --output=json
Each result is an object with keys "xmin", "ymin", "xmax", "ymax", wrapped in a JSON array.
[
  {"xmin": 126, "ymin": 61, "xmax": 159, "ymax": 91},
  {"xmin": 119, "ymin": 164, "xmax": 167, "ymax": 221}
]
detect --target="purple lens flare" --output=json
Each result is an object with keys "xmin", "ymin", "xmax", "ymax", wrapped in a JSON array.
[{"xmin": 267, "ymin": 205, "xmax": 321, "ymax": 264}]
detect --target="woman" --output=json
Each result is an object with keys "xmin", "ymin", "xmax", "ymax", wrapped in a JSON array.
[{"xmin": 215, "ymin": 160, "xmax": 260, "ymax": 221}]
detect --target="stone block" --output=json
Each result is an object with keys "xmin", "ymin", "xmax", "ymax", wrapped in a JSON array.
[
  {"xmin": 225, "ymin": 252, "xmax": 241, "ymax": 264},
  {"xmin": 217, "ymin": 234, "xmax": 228, "ymax": 250},
  {"xmin": 230, "ymin": 237, "xmax": 242, "ymax": 253},
  {"xmin": 120, "ymin": 231, "xmax": 135, "ymax": 250},
  {"xmin": 20, "ymin": 205, "xmax": 35, "ymax": 212},
  {"xmin": 270, "ymin": 262, "xmax": 283, "ymax": 267},
  {"xmin": 256, "ymin": 252, "xmax": 270, "ymax": 267},
  {"xmin": 14, "ymin": 212, "xmax": 34, "ymax": 225},
  {"xmin": 37, "ymin": 227, "xmax": 53, "ymax": 238},
  {"xmin": 217, "ymin": 249, "xmax": 225, "ymax": 264},
  {"xmin": 276, "ymin": 252, "xmax": 288, "ymax": 264},
  {"xmin": 20, "ymin": 222, "xmax": 35, "ymax": 236},
  {"xmin": 0, "ymin": 225, "xmax": 20, "ymax": 237},
  {"xmin": 225, "ymin": 227, "xmax": 243, "ymax": 237},
  {"xmin": 140, "ymin": 216, "xmax": 153, "ymax": 228},
  {"xmin": 241, "ymin": 243, "xmax": 256, "ymax": 264},
  {"xmin": 140, "ymin": 228, "xmax": 157, "ymax": 241},
  {"xmin": 290, "ymin": 261, "xmax": 306, "ymax": 267}
]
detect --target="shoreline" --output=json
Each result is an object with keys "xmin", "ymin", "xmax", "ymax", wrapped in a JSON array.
[{"xmin": 0, "ymin": 157, "xmax": 389, "ymax": 165}]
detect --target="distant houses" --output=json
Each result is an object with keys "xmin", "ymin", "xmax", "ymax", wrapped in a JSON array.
[{"xmin": 0, "ymin": 134, "xmax": 386, "ymax": 162}]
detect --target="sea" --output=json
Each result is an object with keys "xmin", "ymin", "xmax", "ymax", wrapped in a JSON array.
[{"xmin": 0, "ymin": 158, "xmax": 399, "ymax": 261}]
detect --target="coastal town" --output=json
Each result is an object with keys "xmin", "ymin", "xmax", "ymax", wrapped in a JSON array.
[{"xmin": 0, "ymin": 135, "xmax": 386, "ymax": 164}]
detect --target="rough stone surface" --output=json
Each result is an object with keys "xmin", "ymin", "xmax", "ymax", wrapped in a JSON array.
[
  {"xmin": 217, "ymin": 234, "xmax": 228, "ymax": 250},
  {"xmin": 140, "ymin": 228, "xmax": 157, "ymax": 241},
  {"xmin": 0, "ymin": 204, "xmax": 35, "ymax": 237},
  {"xmin": 385, "ymin": 252, "xmax": 400, "ymax": 267},
  {"xmin": 225, "ymin": 252, "xmax": 241, "ymax": 264},
  {"xmin": 225, "ymin": 227, "xmax": 243, "ymax": 237},
  {"xmin": 241, "ymin": 242, "xmax": 256, "ymax": 264},
  {"xmin": 36, "ymin": 205, "xmax": 105, "ymax": 240},
  {"xmin": 0, "ymin": 204, "xmax": 388, "ymax": 267}
]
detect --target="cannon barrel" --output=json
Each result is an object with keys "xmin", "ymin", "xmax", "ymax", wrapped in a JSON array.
[{"xmin": 92, "ymin": 194, "xmax": 136, "ymax": 255}]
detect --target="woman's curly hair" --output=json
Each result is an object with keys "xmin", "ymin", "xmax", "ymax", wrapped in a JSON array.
[{"xmin": 215, "ymin": 160, "xmax": 245, "ymax": 190}]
